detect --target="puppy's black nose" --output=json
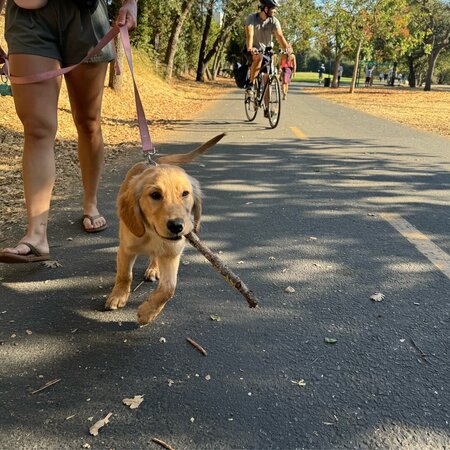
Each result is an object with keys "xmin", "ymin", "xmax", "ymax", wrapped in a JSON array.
[{"xmin": 167, "ymin": 218, "xmax": 184, "ymax": 234}]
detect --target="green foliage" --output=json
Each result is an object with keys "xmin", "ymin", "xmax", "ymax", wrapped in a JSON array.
[{"xmin": 112, "ymin": 0, "xmax": 448, "ymax": 83}]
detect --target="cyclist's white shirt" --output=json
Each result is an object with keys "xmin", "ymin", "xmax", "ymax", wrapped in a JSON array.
[{"xmin": 245, "ymin": 13, "xmax": 281, "ymax": 51}]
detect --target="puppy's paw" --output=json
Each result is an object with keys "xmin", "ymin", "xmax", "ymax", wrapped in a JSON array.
[
  {"xmin": 105, "ymin": 292, "xmax": 129, "ymax": 310},
  {"xmin": 144, "ymin": 266, "xmax": 160, "ymax": 282},
  {"xmin": 137, "ymin": 302, "xmax": 162, "ymax": 325}
]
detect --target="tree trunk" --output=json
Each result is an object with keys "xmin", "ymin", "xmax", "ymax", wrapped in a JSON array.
[
  {"xmin": 407, "ymin": 56, "xmax": 416, "ymax": 88},
  {"xmin": 164, "ymin": 0, "xmax": 196, "ymax": 80},
  {"xmin": 389, "ymin": 61, "xmax": 397, "ymax": 86},
  {"xmin": 108, "ymin": 34, "xmax": 124, "ymax": 91},
  {"xmin": 212, "ymin": 35, "xmax": 228, "ymax": 79},
  {"xmin": 424, "ymin": 49, "xmax": 441, "ymax": 91},
  {"xmin": 196, "ymin": 0, "xmax": 215, "ymax": 82},
  {"xmin": 332, "ymin": 52, "xmax": 342, "ymax": 88},
  {"xmin": 349, "ymin": 38, "xmax": 363, "ymax": 94}
]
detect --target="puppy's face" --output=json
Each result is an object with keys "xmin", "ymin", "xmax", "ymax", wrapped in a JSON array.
[
  {"xmin": 140, "ymin": 166, "xmax": 195, "ymax": 240},
  {"xmin": 119, "ymin": 164, "xmax": 201, "ymax": 240}
]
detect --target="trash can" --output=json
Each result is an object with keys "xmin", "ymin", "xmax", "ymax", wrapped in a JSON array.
[{"xmin": 324, "ymin": 77, "xmax": 331, "ymax": 87}]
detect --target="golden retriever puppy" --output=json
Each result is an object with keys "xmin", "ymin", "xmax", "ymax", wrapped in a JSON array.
[{"xmin": 105, "ymin": 133, "xmax": 225, "ymax": 325}]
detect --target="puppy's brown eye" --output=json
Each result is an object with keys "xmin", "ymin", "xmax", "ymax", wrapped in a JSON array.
[
  {"xmin": 150, "ymin": 192, "xmax": 162, "ymax": 200},
  {"xmin": 182, "ymin": 191, "xmax": 190, "ymax": 197}
]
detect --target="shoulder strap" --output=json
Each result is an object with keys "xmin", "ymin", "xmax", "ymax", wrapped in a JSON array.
[{"xmin": 0, "ymin": 0, "xmax": 8, "ymax": 78}]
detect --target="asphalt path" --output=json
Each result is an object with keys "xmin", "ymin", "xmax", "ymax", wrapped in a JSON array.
[{"xmin": 1, "ymin": 82, "xmax": 449, "ymax": 449}]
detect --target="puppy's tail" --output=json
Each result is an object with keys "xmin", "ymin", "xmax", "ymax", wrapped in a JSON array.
[{"xmin": 154, "ymin": 133, "xmax": 225, "ymax": 165}]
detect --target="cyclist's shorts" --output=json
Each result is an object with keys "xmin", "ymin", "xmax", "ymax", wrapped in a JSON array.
[
  {"xmin": 5, "ymin": 0, "xmax": 114, "ymax": 66},
  {"xmin": 244, "ymin": 50, "xmax": 270, "ymax": 73}
]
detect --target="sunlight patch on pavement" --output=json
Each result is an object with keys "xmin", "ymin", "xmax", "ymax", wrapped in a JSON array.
[
  {"xmin": 2, "ymin": 275, "xmax": 113, "ymax": 293},
  {"xmin": 290, "ymin": 126, "xmax": 307, "ymax": 139},
  {"xmin": 381, "ymin": 212, "xmax": 450, "ymax": 280},
  {"xmin": 2, "ymin": 338, "xmax": 75, "ymax": 369}
]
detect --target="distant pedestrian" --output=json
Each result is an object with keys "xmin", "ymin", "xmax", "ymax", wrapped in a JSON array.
[
  {"xmin": 318, "ymin": 63, "xmax": 325, "ymax": 84},
  {"xmin": 337, "ymin": 64, "xmax": 343, "ymax": 87},
  {"xmin": 365, "ymin": 66, "xmax": 374, "ymax": 87},
  {"xmin": 279, "ymin": 45, "xmax": 296, "ymax": 100}
]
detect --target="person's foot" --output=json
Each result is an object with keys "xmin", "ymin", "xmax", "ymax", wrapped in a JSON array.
[
  {"xmin": 1, "ymin": 239, "xmax": 49, "ymax": 259},
  {"xmin": 82, "ymin": 211, "xmax": 108, "ymax": 233}
]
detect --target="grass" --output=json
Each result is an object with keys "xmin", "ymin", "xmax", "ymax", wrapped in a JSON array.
[{"xmin": 293, "ymin": 71, "xmax": 375, "ymax": 85}]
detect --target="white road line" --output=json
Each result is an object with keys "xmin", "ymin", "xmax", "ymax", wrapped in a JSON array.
[{"xmin": 381, "ymin": 212, "xmax": 450, "ymax": 280}]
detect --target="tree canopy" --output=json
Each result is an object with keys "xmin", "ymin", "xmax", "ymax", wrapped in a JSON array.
[{"xmin": 108, "ymin": 0, "xmax": 449, "ymax": 89}]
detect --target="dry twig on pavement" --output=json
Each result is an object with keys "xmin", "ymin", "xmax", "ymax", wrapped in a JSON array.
[
  {"xmin": 186, "ymin": 337, "xmax": 208, "ymax": 356},
  {"xmin": 31, "ymin": 378, "xmax": 62, "ymax": 395},
  {"xmin": 185, "ymin": 232, "xmax": 259, "ymax": 308},
  {"xmin": 152, "ymin": 437, "xmax": 175, "ymax": 450}
]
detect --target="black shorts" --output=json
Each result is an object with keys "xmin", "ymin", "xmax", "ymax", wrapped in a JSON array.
[{"xmin": 5, "ymin": 0, "xmax": 114, "ymax": 66}]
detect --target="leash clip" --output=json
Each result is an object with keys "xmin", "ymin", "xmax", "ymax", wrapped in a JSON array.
[{"xmin": 144, "ymin": 147, "xmax": 157, "ymax": 166}]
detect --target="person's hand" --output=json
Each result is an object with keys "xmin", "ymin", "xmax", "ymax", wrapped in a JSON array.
[
  {"xmin": 115, "ymin": 0, "xmax": 138, "ymax": 31},
  {"xmin": 251, "ymin": 47, "xmax": 259, "ymax": 55}
]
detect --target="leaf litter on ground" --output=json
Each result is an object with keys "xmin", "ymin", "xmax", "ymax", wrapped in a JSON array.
[
  {"xmin": 122, "ymin": 395, "xmax": 144, "ymax": 409},
  {"xmin": 370, "ymin": 292, "xmax": 385, "ymax": 302},
  {"xmin": 89, "ymin": 412, "xmax": 112, "ymax": 436}
]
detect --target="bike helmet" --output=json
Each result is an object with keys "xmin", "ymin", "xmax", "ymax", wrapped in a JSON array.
[{"xmin": 260, "ymin": 0, "xmax": 280, "ymax": 8}]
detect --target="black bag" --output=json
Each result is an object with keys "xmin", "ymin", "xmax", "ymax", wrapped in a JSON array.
[{"xmin": 233, "ymin": 63, "xmax": 249, "ymax": 89}]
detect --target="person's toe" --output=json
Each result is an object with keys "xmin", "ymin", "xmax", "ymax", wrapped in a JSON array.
[
  {"xmin": 92, "ymin": 216, "xmax": 106, "ymax": 230},
  {"xmin": 83, "ymin": 214, "xmax": 107, "ymax": 231}
]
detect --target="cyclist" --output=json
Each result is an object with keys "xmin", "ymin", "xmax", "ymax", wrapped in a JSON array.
[{"xmin": 244, "ymin": 0, "xmax": 290, "ymax": 115}]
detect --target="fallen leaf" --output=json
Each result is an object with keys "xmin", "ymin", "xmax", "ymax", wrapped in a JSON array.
[
  {"xmin": 122, "ymin": 395, "xmax": 144, "ymax": 409},
  {"xmin": 324, "ymin": 337, "xmax": 337, "ymax": 344},
  {"xmin": 89, "ymin": 412, "xmax": 112, "ymax": 436},
  {"xmin": 41, "ymin": 260, "xmax": 62, "ymax": 269},
  {"xmin": 370, "ymin": 292, "xmax": 385, "ymax": 302},
  {"xmin": 210, "ymin": 315, "xmax": 221, "ymax": 321},
  {"xmin": 291, "ymin": 379, "xmax": 306, "ymax": 387}
]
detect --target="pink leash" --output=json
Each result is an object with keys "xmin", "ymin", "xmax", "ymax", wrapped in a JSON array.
[{"xmin": 0, "ymin": 3, "xmax": 155, "ymax": 160}]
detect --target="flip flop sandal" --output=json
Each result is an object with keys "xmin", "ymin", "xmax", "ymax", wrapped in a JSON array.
[
  {"xmin": 82, "ymin": 214, "xmax": 108, "ymax": 233},
  {"xmin": 0, "ymin": 242, "xmax": 51, "ymax": 264}
]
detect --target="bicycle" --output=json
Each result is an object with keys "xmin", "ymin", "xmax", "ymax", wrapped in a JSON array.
[{"xmin": 244, "ymin": 48, "xmax": 281, "ymax": 129}]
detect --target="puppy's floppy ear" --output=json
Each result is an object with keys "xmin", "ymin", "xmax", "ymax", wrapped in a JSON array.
[
  {"xmin": 189, "ymin": 175, "xmax": 202, "ymax": 234},
  {"xmin": 117, "ymin": 163, "xmax": 147, "ymax": 237}
]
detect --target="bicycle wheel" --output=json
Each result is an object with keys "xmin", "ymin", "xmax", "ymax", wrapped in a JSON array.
[
  {"xmin": 267, "ymin": 76, "xmax": 281, "ymax": 129},
  {"xmin": 244, "ymin": 79, "xmax": 259, "ymax": 122}
]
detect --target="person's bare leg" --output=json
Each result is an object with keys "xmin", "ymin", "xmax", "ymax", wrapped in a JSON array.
[
  {"xmin": 2, "ymin": 55, "xmax": 61, "ymax": 256},
  {"xmin": 250, "ymin": 54, "xmax": 262, "ymax": 84},
  {"xmin": 65, "ymin": 62, "xmax": 108, "ymax": 231}
]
